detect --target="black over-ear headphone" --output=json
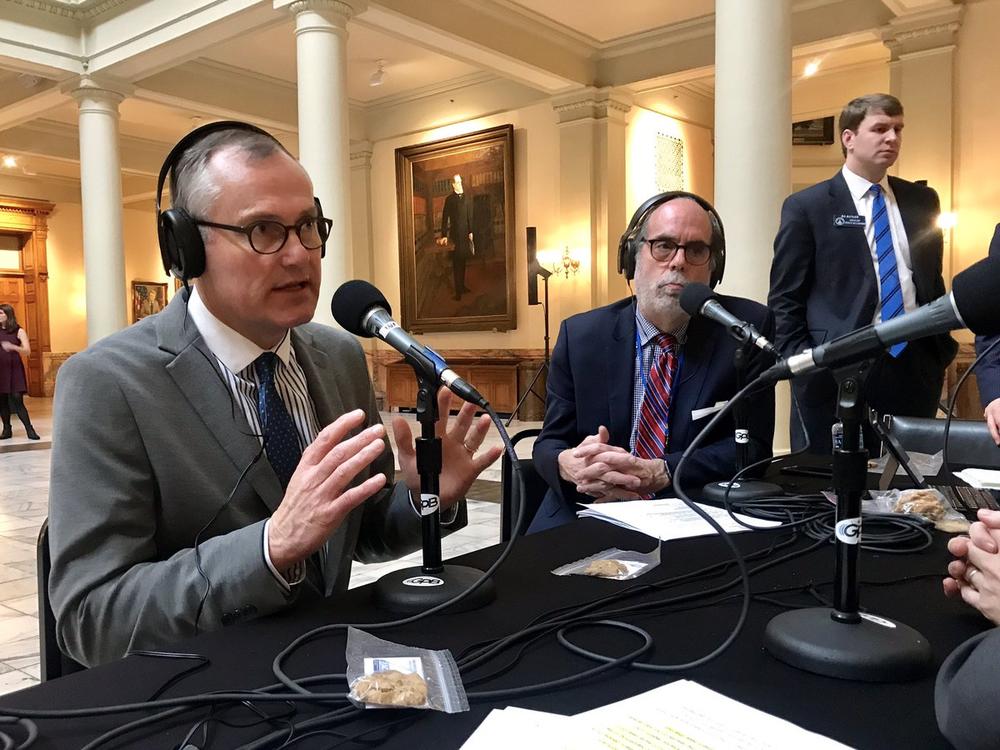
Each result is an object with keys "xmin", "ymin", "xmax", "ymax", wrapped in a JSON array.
[
  {"xmin": 156, "ymin": 120, "xmax": 325, "ymax": 281},
  {"xmin": 616, "ymin": 190, "xmax": 726, "ymax": 288}
]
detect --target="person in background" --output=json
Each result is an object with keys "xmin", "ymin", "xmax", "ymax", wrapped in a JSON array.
[
  {"xmin": 529, "ymin": 191, "xmax": 775, "ymax": 532},
  {"xmin": 0, "ymin": 303, "xmax": 39, "ymax": 440},
  {"xmin": 768, "ymin": 93, "xmax": 956, "ymax": 454}
]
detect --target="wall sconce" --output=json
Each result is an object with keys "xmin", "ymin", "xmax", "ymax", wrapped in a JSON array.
[{"xmin": 556, "ymin": 246, "xmax": 581, "ymax": 279}]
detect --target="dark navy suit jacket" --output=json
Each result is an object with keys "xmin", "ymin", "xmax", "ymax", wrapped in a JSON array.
[
  {"xmin": 768, "ymin": 171, "xmax": 957, "ymax": 450},
  {"xmin": 974, "ymin": 224, "xmax": 1000, "ymax": 407},
  {"xmin": 530, "ymin": 296, "xmax": 775, "ymax": 527}
]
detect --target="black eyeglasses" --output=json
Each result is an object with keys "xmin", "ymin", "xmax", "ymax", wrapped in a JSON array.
[
  {"xmin": 641, "ymin": 237, "xmax": 712, "ymax": 266},
  {"xmin": 194, "ymin": 215, "xmax": 332, "ymax": 255}
]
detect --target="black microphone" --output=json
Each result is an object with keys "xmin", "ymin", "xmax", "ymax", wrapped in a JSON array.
[
  {"xmin": 679, "ymin": 283, "xmax": 778, "ymax": 356},
  {"xmin": 331, "ymin": 280, "xmax": 488, "ymax": 408},
  {"xmin": 764, "ymin": 254, "xmax": 1000, "ymax": 382}
]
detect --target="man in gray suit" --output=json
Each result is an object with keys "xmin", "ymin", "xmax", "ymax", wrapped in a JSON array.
[{"xmin": 48, "ymin": 124, "xmax": 502, "ymax": 667}]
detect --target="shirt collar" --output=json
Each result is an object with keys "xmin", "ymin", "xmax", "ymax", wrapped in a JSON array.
[
  {"xmin": 187, "ymin": 286, "xmax": 292, "ymax": 373},
  {"xmin": 634, "ymin": 305, "xmax": 688, "ymax": 347},
  {"xmin": 842, "ymin": 164, "xmax": 891, "ymax": 202}
]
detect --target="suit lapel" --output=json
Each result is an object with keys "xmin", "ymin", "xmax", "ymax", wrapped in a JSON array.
[
  {"xmin": 291, "ymin": 327, "xmax": 345, "ymax": 429},
  {"xmin": 156, "ymin": 294, "xmax": 284, "ymax": 514},
  {"xmin": 607, "ymin": 301, "xmax": 637, "ymax": 448},
  {"xmin": 669, "ymin": 315, "xmax": 715, "ymax": 450},
  {"xmin": 829, "ymin": 172, "xmax": 877, "ymax": 292}
]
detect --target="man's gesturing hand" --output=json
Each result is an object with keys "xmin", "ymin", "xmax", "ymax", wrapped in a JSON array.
[
  {"xmin": 267, "ymin": 409, "xmax": 388, "ymax": 571},
  {"xmin": 393, "ymin": 388, "xmax": 502, "ymax": 509}
]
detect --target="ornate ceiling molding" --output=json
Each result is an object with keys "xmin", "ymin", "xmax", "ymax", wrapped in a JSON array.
[{"xmin": 6, "ymin": 0, "xmax": 131, "ymax": 20}]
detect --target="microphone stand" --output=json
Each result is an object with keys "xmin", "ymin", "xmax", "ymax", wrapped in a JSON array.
[
  {"xmin": 763, "ymin": 359, "xmax": 931, "ymax": 681},
  {"xmin": 372, "ymin": 370, "xmax": 496, "ymax": 614},
  {"xmin": 702, "ymin": 341, "xmax": 782, "ymax": 503},
  {"xmin": 507, "ymin": 269, "xmax": 551, "ymax": 426}
]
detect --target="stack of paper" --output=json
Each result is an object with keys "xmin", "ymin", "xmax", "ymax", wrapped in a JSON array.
[
  {"xmin": 460, "ymin": 680, "xmax": 849, "ymax": 749},
  {"xmin": 954, "ymin": 468, "xmax": 1000, "ymax": 490},
  {"xmin": 577, "ymin": 498, "xmax": 780, "ymax": 541}
]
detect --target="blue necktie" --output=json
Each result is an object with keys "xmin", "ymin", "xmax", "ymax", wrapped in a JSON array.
[
  {"xmin": 870, "ymin": 184, "xmax": 907, "ymax": 357},
  {"xmin": 254, "ymin": 353, "xmax": 302, "ymax": 488}
]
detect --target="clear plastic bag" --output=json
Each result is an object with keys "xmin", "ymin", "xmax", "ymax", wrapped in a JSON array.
[
  {"xmin": 551, "ymin": 545, "xmax": 661, "ymax": 580},
  {"xmin": 345, "ymin": 627, "xmax": 469, "ymax": 713},
  {"xmin": 866, "ymin": 487, "xmax": 970, "ymax": 533}
]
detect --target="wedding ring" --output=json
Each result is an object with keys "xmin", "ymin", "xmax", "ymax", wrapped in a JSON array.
[{"xmin": 463, "ymin": 441, "xmax": 476, "ymax": 455}]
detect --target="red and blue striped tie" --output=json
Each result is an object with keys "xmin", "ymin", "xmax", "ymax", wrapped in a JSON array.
[{"xmin": 634, "ymin": 333, "xmax": 678, "ymax": 462}]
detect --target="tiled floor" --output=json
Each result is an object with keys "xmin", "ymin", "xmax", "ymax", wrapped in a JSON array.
[{"xmin": 0, "ymin": 396, "xmax": 539, "ymax": 695}]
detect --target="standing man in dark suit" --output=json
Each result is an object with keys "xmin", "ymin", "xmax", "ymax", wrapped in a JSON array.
[
  {"xmin": 437, "ymin": 174, "xmax": 474, "ymax": 300},
  {"xmin": 529, "ymin": 192, "xmax": 775, "ymax": 532},
  {"xmin": 769, "ymin": 93, "xmax": 957, "ymax": 454},
  {"xmin": 974, "ymin": 225, "xmax": 1000, "ymax": 444},
  {"xmin": 48, "ymin": 123, "xmax": 501, "ymax": 667}
]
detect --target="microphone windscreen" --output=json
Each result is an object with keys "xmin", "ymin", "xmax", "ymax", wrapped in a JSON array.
[
  {"xmin": 679, "ymin": 282, "xmax": 714, "ymax": 317},
  {"xmin": 952, "ymin": 255, "xmax": 1000, "ymax": 335},
  {"xmin": 331, "ymin": 280, "xmax": 391, "ymax": 337}
]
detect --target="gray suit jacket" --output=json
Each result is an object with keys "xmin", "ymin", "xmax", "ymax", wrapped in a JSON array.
[
  {"xmin": 936, "ymin": 627, "xmax": 1000, "ymax": 750},
  {"xmin": 48, "ymin": 292, "xmax": 439, "ymax": 666}
]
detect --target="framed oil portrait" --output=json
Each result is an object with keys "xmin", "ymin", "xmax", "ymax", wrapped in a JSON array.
[
  {"xmin": 395, "ymin": 124, "xmax": 516, "ymax": 333},
  {"xmin": 131, "ymin": 280, "xmax": 167, "ymax": 323}
]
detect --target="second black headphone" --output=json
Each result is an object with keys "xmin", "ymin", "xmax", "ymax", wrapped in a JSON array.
[
  {"xmin": 616, "ymin": 190, "xmax": 726, "ymax": 288},
  {"xmin": 156, "ymin": 120, "xmax": 325, "ymax": 281}
]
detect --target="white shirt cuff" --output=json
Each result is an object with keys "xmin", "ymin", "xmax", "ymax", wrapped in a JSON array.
[{"xmin": 262, "ymin": 518, "xmax": 305, "ymax": 590}]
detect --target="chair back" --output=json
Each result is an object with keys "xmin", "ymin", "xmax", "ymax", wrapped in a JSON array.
[
  {"xmin": 37, "ymin": 519, "xmax": 85, "ymax": 681},
  {"xmin": 884, "ymin": 416, "xmax": 1000, "ymax": 470},
  {"xmin": 500, "ymin": 428, "xmax": 547, "ymax": 540}
]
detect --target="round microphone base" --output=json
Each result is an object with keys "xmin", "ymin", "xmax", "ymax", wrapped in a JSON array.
[
  {"xmin": 702, "ymin": 480, "xmax": 784, "ymax": 504},
  {"xmin": 764, "ymin": 607, "xmax": 931, "ymax": 682},
  {"xmin": 371, "ymin": 564, "xmax": 495, "ymax": 614}
]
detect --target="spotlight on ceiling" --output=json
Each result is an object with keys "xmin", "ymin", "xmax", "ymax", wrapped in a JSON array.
[
  {"xmin": 803, "ymin": 59, "xmax": 821, "ymax": 77},
  {"xmin": 1, "ymin": 155, "xmax": 17, "ymax": 169},
  {"xmin": 369, "ymin": 59, "xmax": 387, "ymax": 88}
]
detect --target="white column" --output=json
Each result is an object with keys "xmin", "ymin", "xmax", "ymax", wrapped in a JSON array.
[
  {"xmin": 881, "ymin": 5, "xmax": 962, "ymax": 278},
  {"xmin": 714, "ymin": 0, "xmax": 791, "ymax": 453},
  {"xmin": 282, "ymin": 0, "xmax": 366, "ymax": 326},
  {"xmin": 550, "ymin": 86, "xmax": 632, "ymax": 318},
  {"xmin": 64, "ymin": 75, "xmax": 132, "ymax": 344},
  {"xmin": 714, "ymin": 0, "xmax": 791, "ymax": 303}
]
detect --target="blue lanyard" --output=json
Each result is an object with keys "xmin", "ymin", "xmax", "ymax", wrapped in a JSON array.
[{"xmin": 635, "ymin": 329, "xmax": 684, "ymax": 394}]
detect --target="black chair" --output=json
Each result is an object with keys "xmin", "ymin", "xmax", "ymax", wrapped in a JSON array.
[
  {"xmin": 500, "ymin": 428, "xmax": 548, "ymax": 540},
  {"xmin": 37, "ymin": 519, "xmax": 85, "ymax": 681},
  {"xmin": 883, "ymin": 415, "xmax": 1000, "ymax": 470}
]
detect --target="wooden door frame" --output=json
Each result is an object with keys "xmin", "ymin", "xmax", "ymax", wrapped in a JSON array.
[{"xmin": 0, "ymin": 196, "xmax": 53, "ymax": 397}]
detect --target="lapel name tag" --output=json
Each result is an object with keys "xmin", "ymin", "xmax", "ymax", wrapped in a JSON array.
[{"xmin": 834, "ymin": 214, "xmax": 865, "ymax": 228}]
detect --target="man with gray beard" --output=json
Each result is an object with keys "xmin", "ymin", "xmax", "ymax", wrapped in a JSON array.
[{"xmin": 529, "ymin": 192, "xmax": 775, "ymax": 532}]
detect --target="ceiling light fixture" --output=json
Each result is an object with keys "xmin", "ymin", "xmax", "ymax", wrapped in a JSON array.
[
  {"xmin": 1, "ymin": 155, "xmax": 17, "ymax": 169},
  {"xmin": 803, "ymin": 59, "xmax": 821, "ymax": 77},
  {"xmin": 369, "ymin": 59, "xmax": 387, "ymax": 87}
]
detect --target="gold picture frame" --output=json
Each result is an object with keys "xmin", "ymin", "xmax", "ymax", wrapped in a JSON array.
[{"xmin": 395, "ymin": 124, "xmax": 516, "ymax": 333}]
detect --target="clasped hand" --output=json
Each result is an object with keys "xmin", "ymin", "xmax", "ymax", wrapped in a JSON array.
[
  {"xmin": 268, "ymin": 390, "xmax": 502, "ymax": 570},
  {"xmin": 557, "ymin": 426, "xmax": 669, "ymax": 502},
  {"xmin": 943, "ymin": 508, "xmax": 1000, "ymax": 625}
]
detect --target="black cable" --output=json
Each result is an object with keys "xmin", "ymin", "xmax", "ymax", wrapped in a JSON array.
[
  {"xmin": 942, "ymin": 335, "xmax": 1000, "ymax": 473},
  {"xmin": 270, "ymin": 404, "xmax": 528, "ymax": 696}
]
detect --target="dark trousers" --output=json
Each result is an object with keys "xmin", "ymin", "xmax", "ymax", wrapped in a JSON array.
[
  {"xmin": 791, "ymin": 336, "xmax": 947, "ymax": 455},
  {"xmin": 0, "ymin": 393, "xmax": 33, "ymax": 432},
  {"xmin": 451, "ymin": 245, "xmax": 469, "ymax": 295}
]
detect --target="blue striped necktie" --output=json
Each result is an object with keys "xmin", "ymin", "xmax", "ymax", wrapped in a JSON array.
[
  {"xmin": 254, "ymin": 352, "xmax": 302, "ymax": 488},
  {"xmin": 870, "ymin": 184, "xmax": 907, "ymax": 357}
]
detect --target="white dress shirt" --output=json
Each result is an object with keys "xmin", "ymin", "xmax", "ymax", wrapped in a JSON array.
[{"xmin": 841, "ymin": 165, "xmax": 918, "ymax": 323}]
